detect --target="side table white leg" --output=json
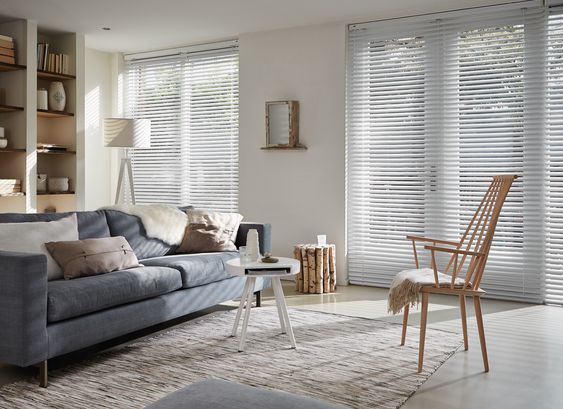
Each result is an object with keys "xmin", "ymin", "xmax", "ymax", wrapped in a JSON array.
[
  {"xmin": 272, "ymin": 277, "xmax": 296, "ymax": 349},
  {"xmin": 239, "ymin": 277, "xmax": 256, "ymax": 352},
  {"xmin": 273, "ymin": 279, "xmax": 287, "ymax": 334},
  {"xmin": 232, "ymin": 278, "xmax": 252, "ymax": 337}
]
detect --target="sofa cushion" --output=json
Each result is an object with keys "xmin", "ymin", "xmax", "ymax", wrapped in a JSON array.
[
  {"xmin": 47, "ymin": 266, "xmax": 182, "ymax": 322},
  {"xmin": 46, "ymin": 236, "xmax": 142, "ymax": 280},
  {"xmin": 0, "ymin": 210, "xmax": 110, "ymax": 240},
  {"xmin": 104, "ymin": 210, "xmax": 175, "ymax": 260},
  {"xmin": 141, "ymin": 252, "xmax": 238, "ymax": 288}
]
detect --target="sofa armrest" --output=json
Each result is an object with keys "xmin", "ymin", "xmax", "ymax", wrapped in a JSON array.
[
  {"xmin": 0, "ymin": 250, "xmax": 48, "ymax": 367},
  {"xmin": 235, "ymin": 223, "xmax": 272, "ymax": 255}
]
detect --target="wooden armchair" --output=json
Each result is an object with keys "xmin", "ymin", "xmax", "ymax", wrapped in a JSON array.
[{"xmin": 399, "ymin": 175, "xmax": 517, "ymax": 373}]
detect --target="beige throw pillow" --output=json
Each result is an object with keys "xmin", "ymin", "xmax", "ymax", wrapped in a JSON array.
[
  {"xmin": 177, "ymin": 210, "xmax": 243, "ymax": 253},
  {"xmin": 45, "ymin": 236, "xmax": 142, "ymax": 280},
  {"xmin": 0, "ymin": 214, "xmax": 79, "ymax": 280}
]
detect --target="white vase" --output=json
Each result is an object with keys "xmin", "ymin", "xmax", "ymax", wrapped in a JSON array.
[
  {"xmin": 246, "ymin": 229, "xmax": 260, "ymax": 262},
  {"xmin": 48, "ymin": 82, "xmax": 66, "ymax": 111}
]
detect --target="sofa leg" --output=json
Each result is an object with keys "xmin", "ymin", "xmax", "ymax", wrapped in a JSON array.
[
  {"xmin": 39, "ymin": 360, "xmax": 48, "ymax": 388},
  {"xmin": 255, "ymin": 291, "xmax": 261, "ymax": 307}
]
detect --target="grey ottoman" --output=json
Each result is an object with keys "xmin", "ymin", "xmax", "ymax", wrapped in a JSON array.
[{"xmin": 145, "ymin": 379, "xmax": 349, "ymax": 409}]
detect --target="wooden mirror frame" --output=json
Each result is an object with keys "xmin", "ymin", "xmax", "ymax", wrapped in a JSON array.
[{"xmin": 262, "ymin": 100, "xmax": 306, "ymax": 150}]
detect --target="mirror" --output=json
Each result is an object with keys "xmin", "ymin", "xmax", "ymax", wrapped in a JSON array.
[{"xmin": 264, "ymin": 101, "xmax": 304, "ymax": 149}]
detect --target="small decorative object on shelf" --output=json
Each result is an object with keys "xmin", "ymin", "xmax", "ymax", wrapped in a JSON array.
[
  {"xmin": 246, "ymin": 228, "xmax": 260, "ymax": 262},
  {"xmin": 294, "ymin": 243, "xmax": 336, "ymax": 294},
  {"xmin": 37, "ymin": 88, "xmax": 48, "ymax": 110},
  {"xmin": 0, "ymin": 126, "xmax": 6, "ymax": 149},
  {"xmin": 48, "ymin": 81, "xmax": 66, "ymax": 111},
  {"xmin": 37, "ymin": 174, "xmax": 47, "ymax": 193},
  {"xmin": 48, "ymin": 177, "xmax": 69, "ymax": 193}
]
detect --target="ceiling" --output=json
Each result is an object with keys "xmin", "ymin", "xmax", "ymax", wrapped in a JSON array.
[{"xmin": 0, "ymin": 0, "xmax": 515, "ymax": 53}]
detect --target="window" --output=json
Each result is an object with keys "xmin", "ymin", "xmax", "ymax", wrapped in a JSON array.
[
  {"xmin": 347, "ymin": 6, "xmax": 549, "ymax": 302},
  {"xmin": 125, "ymin": 44, "xmax": 239, "ymax": 212}
]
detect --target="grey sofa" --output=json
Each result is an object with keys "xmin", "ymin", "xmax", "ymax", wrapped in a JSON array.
[{"xmin": 0, "ymin": 209, "xmax": 271, "ymax": 387}]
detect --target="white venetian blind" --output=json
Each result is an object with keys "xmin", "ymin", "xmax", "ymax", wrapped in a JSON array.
[
  {"xmin": 347, "ymin": 5, "xmax": 546, "ymax": 302},
  {"xmin": 125, "ymin": 44, "xmax": 239, "ymax": 212},
  {"xmin": 546, "ymin": 9, "xmax": 563, "ymax": 305}
]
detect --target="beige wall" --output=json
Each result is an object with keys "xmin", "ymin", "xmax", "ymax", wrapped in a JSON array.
[
  {"xmin": 238, "ymin": 24, "xmax": 347, "ymax": 284},
  {"xmin": 84, "ymin": 48, "xmax": 113, "ymax": 210}
]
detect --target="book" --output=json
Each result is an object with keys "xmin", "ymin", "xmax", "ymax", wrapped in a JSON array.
[
  {"xmin": 0, "ymin": 55, "xmax": 15, "ymax": 64},
  {"xmin": 0, "ymin": 38, "xmax": 13, "ymax": 49},
  {"xmin": 0, "ymin": 34, "xmax": 13, "ymax": 42},
  {"xmin": 0, "ymin": 47, "xmax": 15, "ymax": 57}
]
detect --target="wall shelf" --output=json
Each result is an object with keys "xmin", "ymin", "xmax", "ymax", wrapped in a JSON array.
[
  {"xmin": 0, "ymin": 62, "xmax": 27, "ymax": 72},
  {"xmin": 0, "ymin": 192, "xmax": 25, "ymax": 197},
  {"xmin": 37, "ymin": 150, "xmax": 76, "ymax": 155},
  {"xmin": 261, "ymin": 144, "xmax": 308, "ymax": 150},
  {"xmin": 37, "ymin": 109, "xmax": 74, "ymax": 118},
  {"xmin": 0, "ymin": 104, "xmax": 24, "ymax": 113},
  {"xmin": 37, "ymin": 70, "xmax": 76, "ymax": 81},
  {"xmin": 0, "ymin": 148, "xmax": 26, "ymax": 153},
  {"xmin": 37, "ymin": 192, "xmax": 75, "ymax": 196}
]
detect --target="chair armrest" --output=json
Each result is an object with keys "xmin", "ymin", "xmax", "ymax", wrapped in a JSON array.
[
  {"xmin": 235, "ymin": 223, "xmax": 272, "ymax": 255},
  {"xmin": 407, "ymin": 235, "xmax": 459, "ymax": 247},
  {"xmin": 424, "ymin": 245, "xmax": 485, "ymax": 257},
  {"xmin": 0, "ymin": 250, "xmax": 48, "ymax": 367}
]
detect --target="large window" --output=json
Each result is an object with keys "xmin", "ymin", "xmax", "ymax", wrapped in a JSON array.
[
  {"xmin": 125, "ymin": 44, "xmax": 239, "ymax": 212},
  {"xmin": 347, "ymin": 5, "xmax": 563, "ymax": 303}
]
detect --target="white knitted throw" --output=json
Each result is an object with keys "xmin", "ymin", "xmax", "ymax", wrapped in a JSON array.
[{"xmin": 388, "ymin": 268, "xmax": 466, "ymax": 314}]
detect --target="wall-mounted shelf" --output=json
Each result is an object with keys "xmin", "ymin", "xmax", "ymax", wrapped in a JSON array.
[
  {"xmin": 0, "ymin": 104, "xmax": 24, "ymax": 113},
  {"xmin": 37, "ymin": 191, "xmax": 75, "ymax": 196},
  {"xmin": 37, "ymin": 150, "xmax": 76, "ymax": 155},
  {"xmin": 0, "ymin": 148, "xmax": 26, "ymax": 153},
  {"xmin": 0, "ymin": 192, "xmax": 25, "ymax": 197},
  {"xmin": 0, "ymin": 62, "xmax": 26, "ymax": 72},
  {"xmin": 37, "ymin": 109, "xmax": 74, "ymax": 118},
  {"xmin": 261, "ymin": 144, "xmax": 308, "ymax": 150},
  {"xmin": 37, "ymin": 70, "xmax": 76, "ymax": 81}
]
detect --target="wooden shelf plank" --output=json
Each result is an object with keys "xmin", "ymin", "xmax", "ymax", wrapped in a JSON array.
[
  {"xmin": 37, "ymin": 150, "xmax": 76, "ymax": 155},
  {"xmin": 37, "ymin": 70, "xmax": 76, "ymax": 81},
  {"xmin": 0, "ymin": 148, "xmax": 26, "ymax": 153},
  {"xmin": 0, "ymin": 62, "xmax": 27, "ymax": 72},
  {"xmin": 37, "ymin": 109, "xmax": 74, "ymax": 118},
  {"xmin": 37, "ymin": 192, "xmax": 75, "ymax": 196},
  {"xmin": 0, "ymin": 192, "xmax": 25, "ymax": 197},
  {"xmin": 0, "ymin": 104, "xmax": 24, "ymax": 113},
  {"xmin": 261, "ymin": 144, "xmax": 308, "ymax": 150}
]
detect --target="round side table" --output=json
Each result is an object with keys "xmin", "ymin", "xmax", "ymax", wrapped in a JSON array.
[{"xmin": 226, "ymin": 257, "xmax": 300, "ymax": 352}]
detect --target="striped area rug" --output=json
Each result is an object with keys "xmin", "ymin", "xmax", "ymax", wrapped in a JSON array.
[{"xmin": 0, "ymin": 307, "xmax": 461, "ymax": 409}]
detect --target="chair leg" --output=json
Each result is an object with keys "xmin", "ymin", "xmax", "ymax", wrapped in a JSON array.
[
  {"xmin": 418, "ymin": 292, "xmax": 429, "ymax": 373},
  {"xmin": 401, "ymin": 304, "xmax": 409, "ymax": 345},
  {"xmin": 459, "ymin": 294, "xmax": 468, "ymax": 351},
  {"xmin": 39, "ymin": 360, "xmax": 48, "ymax": 388},
  {"xmin": 474, "ymin": 296, "xmax": 489, "ymax": 372},
  {"xmin": 255, "ymin": 290, "xmax": 261, "ymax": 307}
]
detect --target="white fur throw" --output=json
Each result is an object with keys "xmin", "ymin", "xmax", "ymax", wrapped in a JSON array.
[
  {"xmin": 387, "ymin": 268, "xmax": 466, "ymax": 315},
  {"xmin": 102, "ymin": 204, "xmax": 188, "ymax": 245}
]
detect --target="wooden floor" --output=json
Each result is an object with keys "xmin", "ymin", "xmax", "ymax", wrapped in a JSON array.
[{"xmin": 1, "ymin": 283, "xmax": 562, "ymax": 409}]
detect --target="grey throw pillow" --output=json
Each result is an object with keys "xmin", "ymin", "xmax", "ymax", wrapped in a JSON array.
[
  {"xmin": 45, "ymin": 236, "xmax": 142, "ymax": 280},
  {"xmin": 0, "ymin": 214, "xmax": 79, "ymax": 280},
  {"xmin": 177, "ymin": 209, "xmax": 243, "ymax": 253}
]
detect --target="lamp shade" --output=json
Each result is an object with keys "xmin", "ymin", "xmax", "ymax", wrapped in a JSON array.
[{"xmin": 104, "ymin": 118, "xmax": 151, "ymax": 148}]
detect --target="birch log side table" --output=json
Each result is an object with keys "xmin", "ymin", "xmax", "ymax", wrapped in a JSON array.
[{"xmin": 293, "ymin": 244, "xmax": 336, "ymax": 294}]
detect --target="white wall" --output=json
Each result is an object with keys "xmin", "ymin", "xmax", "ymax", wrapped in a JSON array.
[
  {"xmin": 84, "ymin": 48, "xmax": 113, "ymax": 209},
  {"xmin": 239, "ymin": 24, "xmax": 347, "ymax": 284}
]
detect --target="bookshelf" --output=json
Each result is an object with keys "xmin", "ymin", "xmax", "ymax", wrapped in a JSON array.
[{"xmin": 0, "ymin": 19, "xmax": 84, "ymax": 213}]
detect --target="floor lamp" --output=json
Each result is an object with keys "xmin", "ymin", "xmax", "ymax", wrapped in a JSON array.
[{"xmin": 103, "ymin": 118, "xmax": 151, "ymax": 205}]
